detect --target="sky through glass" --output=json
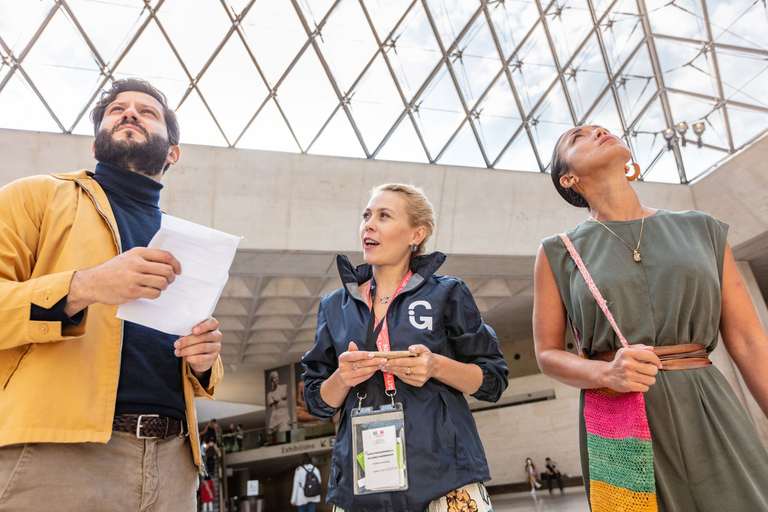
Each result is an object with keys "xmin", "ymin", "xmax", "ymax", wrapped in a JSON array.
[{"xmin": 1, "ymin": 0, "xmax": 768, "ymax": 183}]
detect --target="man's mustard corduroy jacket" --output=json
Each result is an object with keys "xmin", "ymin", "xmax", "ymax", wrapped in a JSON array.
[{"xmin": 0, "ymin": 170, "xmax": 222, "ymax": 470}]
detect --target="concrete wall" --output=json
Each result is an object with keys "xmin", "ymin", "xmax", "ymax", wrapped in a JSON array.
[{"xmin": 0, "ymin": 128, "xmax": 697, "ymax": 258}]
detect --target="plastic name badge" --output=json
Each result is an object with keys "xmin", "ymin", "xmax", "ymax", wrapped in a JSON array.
[{"xmin": 351, "ymin": 402, "xmax": 409, "ymax": 495}]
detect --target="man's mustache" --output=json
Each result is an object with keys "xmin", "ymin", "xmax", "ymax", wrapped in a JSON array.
[{"xmin": 112, "ymin": 120, "xmax": 149, "ymax": 139}]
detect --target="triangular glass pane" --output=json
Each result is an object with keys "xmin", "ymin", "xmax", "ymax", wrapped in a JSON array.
[
  {"xmin": 628, "ymin": 97, "xmax": 664, "ymax": 162},
  {"xmin": 66, "ymin": 0, "xmax": 149, "ymax": 65},
  {"xmin": 630, "ymin": 97, "xmax": 679, "ymax": 182},
  {"xmin": 223, "ymin": 0, "xmax": 253, "ymax": 18},
  {"xmin": 452, "ymin": 13, "xmax": 504, "ymax": 108},
  {"xmin": 615, "ymin": 44, "xmax": 657, "ymax": 124},
  {"xmin": 530, "ymin": 82, "xmax": 575, "ymax": 167},
  {"xmin": 155, "ymin": 0, "xmax": 233, "ymax": 77},
  {"xmin": 641, "ymin": 147, "xmax": 682, "ymax": 183},
  {"xmin": 174, "ymin": 88, "xmax": 228, "ymax": 146},
  {"xmin": 717, "ymin": 49, "xmax": 768, "ymax": 111},
  {"xmin": 0, "ymin": 72, "xmax": 61, "ymax": 132},
  {"xmin": 20, "ymin": 9, "xmax": 103, "ymax": 130},
  {"xmin": 361, "ymin": 0, "xmax": 414, "ymax": 42},
  {"xmin": 495, "ymin": 129, "xmax": 541, "ymax": 172},
  {"xmin": 72, "ymin": 88, "xmax": 108, "ymax": 136},
  {"xmin": 237, "ymin": 98, "xmax": 300, "ymax": 153},
  {"xmin": 277, "ymin": 45, "xmax": 340, "ymax": 149},
  {"xmin": 646, "ymin": 0, "xmax": 707, "ymax": 40},
  {"xmin": 488, "ymin": 0, "xmax": 540, "ymax": 61},
  {"xmin": 348, "ymin": 54, "xmax": 406, "ymax": 152},
  {"xmin": 585, "ymin": 94, "xmax": 624, "ymax": 136},
  {"xmin": 424, "ymin": 0, "xmax": 479, "ymax": 49},
  {"xmin": 475, "ymin": 77, "xmax": 524, "ymax": 162},
  {"xmin": 598, "ymin": 0, "xmax": 643, "ymax": 72},
  {"xmin": 387, "ymin": 3, "xmax": 443, "ymax": 102},
  {"xmin": 437, "ymin": 121, "xmax": 486, "ymax": 167},
  {"xmin": 654, "ymin": 38, "xmax": 718, "ymax": 98},
  {"xmin": 0, "ymin": 0, "xmax": 56, "ymax": 55},
  {"xmin": 240, "ymin": 0, "xmax": 308, "ymax": 87},
  {"xmin": 296, "ymin": 0, "xmax": 337, "ymax": 27},
  {"xmin": 546, "ymin": 0, "xmax": 593, "ymax": 66},
  {"xmin": 308, "ymin": 108, "xmax": 366, "ymax": 158},
  {"xmin": 508, "ymin": 22, "xmax": 559, "ymax": 115},
  {"xmin": 315, "ymin": 0, "xmax": 378, "ymax": 94},
  {"xmin": 413, "ymin": 63, "xmax": 466, "ymax": 157},
  {"xmin": 196, "ymin": 35, "xmax": 269, "ymax": 143},
  {"xmin": 710, "ymin": 0, "xmax": 768, "ymax": 50},
  {"xmin": 111, "ymin": 20, "xmax": 190, "ymax": 108},
  {"xmin": 679, "ymin": 144, "xmax": 729, "ymax": 182},
  {"xmin": 666, "ymin": 91, "xmax": 728, "ymax": 148},
  {"xmin": 726, "ymin": 106, "xmax": 768, "ymax": 149},
  {"xmin": 564, "ymin": 33, "xmax": 610, "ymax": 121},
  {"xmin": 376, "ymin": 115, "xmax": 429, "ymax": 163}
]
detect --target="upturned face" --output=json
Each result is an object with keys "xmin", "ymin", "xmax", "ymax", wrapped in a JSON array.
[
  {"xmin": 557, "ymin": 125, "xmax": 631, "ymax": 181},
  {"xmin": 99, "ymin": 91, "xmax": 169, "ymax": 143},
  {"xmin": 93, "ymin": 90, "xmax": 178, "ymax": 176},
  {"xmin": 360, "ymin": 191, "xmax": 422, "ymax": 267}
]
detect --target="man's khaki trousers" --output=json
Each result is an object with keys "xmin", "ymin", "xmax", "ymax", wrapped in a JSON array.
[{"xmin": 0, "ymin": 431, "xmax": 198, "ymax": 512}]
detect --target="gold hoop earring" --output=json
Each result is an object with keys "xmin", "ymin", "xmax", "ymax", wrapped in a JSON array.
[
  {"xmin": 625, "ymin": 163, "xmax": 640, "ymax": 181},
  {"xmin": 574, "ymin": 180, "xmax": 586, "ymax": 195}
]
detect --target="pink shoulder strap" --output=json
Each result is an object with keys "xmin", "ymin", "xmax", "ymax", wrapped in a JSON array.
[{"xmin": 559, "ymin": 233, "xmax": 628, "ymax": 350}]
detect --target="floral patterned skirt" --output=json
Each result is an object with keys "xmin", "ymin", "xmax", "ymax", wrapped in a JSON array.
[{"xmin": 332, "ymin": 482, "xmax": 493, "ymax": 512}]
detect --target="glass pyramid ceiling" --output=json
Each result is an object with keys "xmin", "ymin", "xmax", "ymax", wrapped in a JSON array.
[{"xmin": 1, "ymin": 0, "xmax": 767, "ymax": 183}]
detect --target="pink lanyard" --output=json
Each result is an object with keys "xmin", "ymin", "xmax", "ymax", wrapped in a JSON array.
[{"xmin": 365, "ymin": 270, "xmax": 413, "ymax": 391}]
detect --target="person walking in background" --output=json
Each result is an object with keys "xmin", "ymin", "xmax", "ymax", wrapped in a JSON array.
[
  {"xmin": 235, "ymin": 424, "xmax": 244, "ymax": 452},
  {"xmin": 534, "ymin": 124, "xmax": 768, "ymax": 511},
  {"xmin": 200, "ymin": 477, "xmax": 215, "ymax": 512},
  {"xmin": 200, "ymin": 419, "xmax": 218, "ymax": 445},
  {"xmin": 0, "ymin": 78, "xmax": 222, "ymax": 512},
  {"xmin": 544, "ymin": 457, "xmax": 564, "ymax": 494},
  {"xmin": 290, "ymin": 453, "xmax": 321, "ymax": 512},
  {"xmin": 524, "ymin": 457, "xmax": 541, "ymax": 496},
  {"xmin": 302, "ymin": 183, "xmax": 508, "ymax": 512},
  {"xmin": 204, "ymin": 440, "xmax": 220, "ymax": 478}
]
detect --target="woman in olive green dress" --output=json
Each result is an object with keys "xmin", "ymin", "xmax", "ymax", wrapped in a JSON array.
[{"xmin": 533, "ymin": 125, "xmax": 768, "ymax": 510}]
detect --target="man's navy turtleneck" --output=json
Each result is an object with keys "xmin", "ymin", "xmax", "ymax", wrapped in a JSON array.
[{"xmin": 93, "ymin": 162, "xmax": 186, "ymax": 422}]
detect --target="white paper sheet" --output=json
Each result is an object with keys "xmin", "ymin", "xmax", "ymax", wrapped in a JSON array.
[
  {"xmin": 116, "ymin": 214, "xmax": 243, "ymax": 335},
  {"xmin": 362, "ymin": 425, "xmax": 401, "ymax": 490}
]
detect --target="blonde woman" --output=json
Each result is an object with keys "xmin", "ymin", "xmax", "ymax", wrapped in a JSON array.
[{"xmin": 302, "ymin": 184, "xmax": 508, "ymax": 512}]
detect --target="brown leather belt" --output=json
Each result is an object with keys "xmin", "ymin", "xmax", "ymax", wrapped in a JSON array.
[
  {"xmin": 113, "ymin": 414, "xmax": 186, "ymax": 439},
  {"xmin": 593, "ymin": 343, "xmax": 711, "ymax": 370}
]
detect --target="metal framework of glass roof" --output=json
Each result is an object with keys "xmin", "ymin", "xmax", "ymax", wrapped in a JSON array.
[{"xmin": 2, "ymin": 0, "xmax": 768, "ymax": 183}]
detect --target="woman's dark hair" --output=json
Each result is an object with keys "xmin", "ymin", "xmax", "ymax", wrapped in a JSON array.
[
  {"xmin": 301, "ymin": 453, "xmax": 312, "ymax": 465},
  {"xmin": 90, "ymin": 78, "xmax": 180, "ymax": 147},
  {"xmin": 550, "ymin": 131, "xmax": 589, "ymax": 209}
]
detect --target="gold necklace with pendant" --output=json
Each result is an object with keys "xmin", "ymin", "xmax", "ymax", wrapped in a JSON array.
[{"xmin": 590, "ymin": 206, "xmax": 645, "ymax": 262}]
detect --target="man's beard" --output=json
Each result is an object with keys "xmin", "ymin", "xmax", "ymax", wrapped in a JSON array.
[{"xmin": 94, "ymin": 122, "xmax": 170, "ymax": 177}]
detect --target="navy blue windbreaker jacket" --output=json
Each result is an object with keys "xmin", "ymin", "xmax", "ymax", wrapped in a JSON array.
[{"xmin": 302, "ymin": 252, "xmax": 509, "ymax": 512}]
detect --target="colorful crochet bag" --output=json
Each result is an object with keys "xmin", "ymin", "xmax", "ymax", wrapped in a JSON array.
[{"xmin": 560, "ymin": 233, "xmax": 657, "ymax": 512}]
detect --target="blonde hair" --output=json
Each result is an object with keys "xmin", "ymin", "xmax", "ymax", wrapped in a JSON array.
[{"xmin": 370, "ymin": 183, "xmax": 435, "ymax": 257}]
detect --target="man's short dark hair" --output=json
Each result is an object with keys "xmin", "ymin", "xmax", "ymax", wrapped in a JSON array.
[{"xmin": 90, "ymin": 78, "xmax": 180, "ymax": 146}]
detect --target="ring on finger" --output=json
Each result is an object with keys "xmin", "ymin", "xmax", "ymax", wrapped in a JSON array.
[
  {"xmin": 405, "ymin": 367, "xmax": 411, "ymax": 376},
  {"xmin": 352, "ymin": 362, "xmax": 358, "ymax": 371}
]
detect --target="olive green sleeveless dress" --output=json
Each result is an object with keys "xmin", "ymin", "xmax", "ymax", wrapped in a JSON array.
[{"xmin": 542, "ymin": 209, "xmax": 768, "ymax": 511}]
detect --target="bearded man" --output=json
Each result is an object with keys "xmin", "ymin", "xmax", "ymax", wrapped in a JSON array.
[{"xmin": 0, "ymin": 78, "xmax": 223, "ymax": 512}]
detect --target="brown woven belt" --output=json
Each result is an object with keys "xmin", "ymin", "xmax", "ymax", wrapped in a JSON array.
[
  {"xmin": 593, "ymin": 343, "xmax": 711, "ymax": 370},
  {"xmin": 113, "ymin": 414, "xmax": 185, "ymax": 439}
]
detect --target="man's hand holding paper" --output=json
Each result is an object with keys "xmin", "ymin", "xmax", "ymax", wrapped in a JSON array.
[
  {"xmin": 175, "ymin": 317, "xmax": 222, "ymax": 377},
  {"xmin": 117, "ymin": 214, "xmax": 243, "ymax": 336}
]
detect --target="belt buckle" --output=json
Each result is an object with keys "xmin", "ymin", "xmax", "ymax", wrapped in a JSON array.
[{"xmin": 136, "ymin": 414, "xmax": 160, "ymax": 439}]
